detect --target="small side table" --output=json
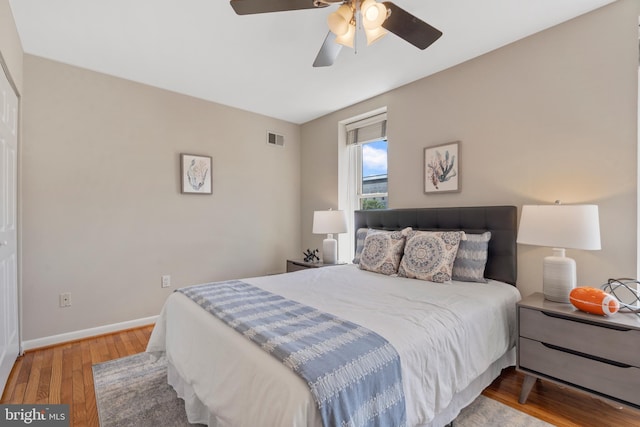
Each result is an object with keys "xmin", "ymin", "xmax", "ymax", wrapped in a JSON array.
[{"xmin": 286, "ymin": 259, "xmax": 344, "ymax": 273}]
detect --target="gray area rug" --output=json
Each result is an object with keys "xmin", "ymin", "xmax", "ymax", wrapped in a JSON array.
[
  {"xmin": 93, "ymin": 352, "xmax": 203, "ymax": 427},
  {"xmin": 93, "ymin": 352, "xmax": 552, "ymax": 427},
  {"xmin": 456, "ymin": 395, "xmax": 552, "ymax": 427}
]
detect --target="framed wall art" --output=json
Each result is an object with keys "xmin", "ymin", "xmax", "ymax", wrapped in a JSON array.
[
  {"xmin": 424, "ymin": 141, "xmax": 460, "ymax": 194},
  {"xmin": 181, "ymin": 153, "xmax": 212, "ymax": 194}
]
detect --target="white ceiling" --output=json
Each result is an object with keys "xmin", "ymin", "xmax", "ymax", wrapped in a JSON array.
[{"xmin": 9, "ymin": 0, "xmax": 615, "ymax": 124}]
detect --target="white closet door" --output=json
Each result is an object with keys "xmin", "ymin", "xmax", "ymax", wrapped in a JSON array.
[{"xmin": 0, "ymin": 62, "xmax": 19, "ymax": 394}]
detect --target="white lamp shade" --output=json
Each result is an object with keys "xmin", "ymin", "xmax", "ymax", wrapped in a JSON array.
[
  {"xmin": 517, "ymin": 203, "xmax": 601, "ymax": 303},
  {"xmin": 313, "ymin": 209, "xmax": 347, "ymax": 265},
  {"xmin": 312, "ymin": 210, "xmax": 348, "ymax": 235},
  {"xmin": 517, "ymin": 204, "xmax": 601, "ymax": 250}
]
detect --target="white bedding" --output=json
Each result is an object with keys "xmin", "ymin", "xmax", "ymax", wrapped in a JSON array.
[{"xmin": 147, "ymin": 264, "xmax": 521, "ymax": 427}]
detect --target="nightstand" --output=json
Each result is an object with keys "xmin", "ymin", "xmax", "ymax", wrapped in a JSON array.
[
  {"xmin": 286, "ymin": 259, "xmax": 343, "ymax": 272},
  {"xmin": 517, "ymin": 292, "xmax": 640, "ymax": 410}
]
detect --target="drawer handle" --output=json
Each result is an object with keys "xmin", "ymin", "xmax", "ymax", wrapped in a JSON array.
[
  {"xmin": 540, "ymin": 311, "xmax": 632, "ymax": 332},
  {"xmin": 542, "ymin": 342, "xmax": 632, "ymax": 368}
]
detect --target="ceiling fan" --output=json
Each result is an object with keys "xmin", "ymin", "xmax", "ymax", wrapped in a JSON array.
[{"xmin": 229, "ymin": 0, "xmax": 443, "ymax": 67}]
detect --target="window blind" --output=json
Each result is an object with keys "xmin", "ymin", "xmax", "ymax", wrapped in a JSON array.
[{"xmin": 346, "ymin": 113, "xmax": 387, "ymax": 145}]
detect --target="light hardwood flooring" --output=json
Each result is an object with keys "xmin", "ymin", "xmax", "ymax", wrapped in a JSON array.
[
  {"xmin": 1, "ymin": 326, "xmax": 153, "ymax": 427},
  {"xmin": 484, "ymin": 367, "xmax": 640, "ymax": 427},
  {"xmin": 2, "ymin": 325, "xmax": 639, "ymax": 427}
]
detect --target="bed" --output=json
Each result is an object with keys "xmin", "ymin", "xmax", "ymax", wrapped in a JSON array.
[{"xmin": 147, "ymin": 205, "xmax": 520, "ymax": 427}]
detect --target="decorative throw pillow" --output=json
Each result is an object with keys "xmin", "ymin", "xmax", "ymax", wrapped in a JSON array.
[
  {"xmin": 452, "ymin": 232, "xmax": 491, "ymax": 283},
  {"xmin": 359, "ymin": 228, "xmax": 411, "ymax": 275},
  {"xmin": 398, "ymin": 231, "xmax": 465, "ymax": 283},
  {"xmin": 352, "ymin": 228, "xmax": 370, "ymax": 264}
]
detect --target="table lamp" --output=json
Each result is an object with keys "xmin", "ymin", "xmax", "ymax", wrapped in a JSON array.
[
  {"xmin": 312, "ymin": 209, "xmax": 348, "ymax": 264},
  {"xmin": 517, "ymin": 202, "xmax": 601, "ymax": 303}
]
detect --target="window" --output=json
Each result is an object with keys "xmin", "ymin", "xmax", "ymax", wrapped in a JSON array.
[
  {"xmin": 346, "ymin": 113, "xmax": 388, "ymax": 211},
  {"xmin": 338, "ymin": 110, "xmax": 388, "ymax": 262},
  {"xmin": 357, "ymin": 140, "xmax": 388, "ymax": 210}
]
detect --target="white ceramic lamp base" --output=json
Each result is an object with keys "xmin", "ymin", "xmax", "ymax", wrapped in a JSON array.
[
  {"xmin": 322, "ymin": 235, "xmax": 338, "ymax": 264},
  {"xmin": 543, "ymin": 248, "xmax": 577, "ymax": 303}
]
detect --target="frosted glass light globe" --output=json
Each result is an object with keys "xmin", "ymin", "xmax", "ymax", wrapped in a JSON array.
[
  {"xmin": 362, "ymin": 0, "xmax": 387, "ymax": 29},
  {"xmin": 328, "ymin": 4, "xmax": 353, "ymax": 36}
]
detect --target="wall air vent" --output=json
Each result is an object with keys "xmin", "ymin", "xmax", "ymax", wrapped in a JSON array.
[{"xmin": 266, "ymin": 131, "xmax": 285, "ymax": 147}]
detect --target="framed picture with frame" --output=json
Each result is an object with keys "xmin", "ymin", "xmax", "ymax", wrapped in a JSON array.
[
  {"xmin": 181, "ymin": 153, "xmax": 212, "ymax": 194},
  {"xmin": 424, "ymin": 141, "xmax": 460, "ymax": 194}
]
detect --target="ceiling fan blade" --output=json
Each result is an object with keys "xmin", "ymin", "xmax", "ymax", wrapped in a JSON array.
[
  {"xmin": 381, "ymin": 2, "xmax": 442, "ymax": 50},
  {"xmin": 230, "ymin": 0, "xmax": 327, "ymax": 15},
  {"xmin": 313, "ymin": 32, "xmax": 342, "ymax": 67}
]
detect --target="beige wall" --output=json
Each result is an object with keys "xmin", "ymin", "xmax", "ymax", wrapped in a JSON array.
[
  {"xmin": 10, "ymin": 0, "xmax": 640, "ymax": 342},
  {"xmin": 301, "ymin": 0, "xmax": 639, "ymax": 298},
  {"xmin": 21, "ymin": 56, "xmax": 301, "ymax": 340}
]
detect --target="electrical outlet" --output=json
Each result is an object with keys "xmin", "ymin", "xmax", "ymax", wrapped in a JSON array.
[
  {"xmin": 161, "ymin": 275, "xmax": 171, "ymax": 288},
  {"xmin": 59, "ymin": 293, "xmax": 71, "ymax": 308}
]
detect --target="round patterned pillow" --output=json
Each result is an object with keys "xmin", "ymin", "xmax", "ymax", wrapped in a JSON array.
[
  {"xmin": 359, "ymin": 229, "xmax": 409, "ymax": 275},
  {"xmin": 398, "ymin": 231, "xmax": 464, "ymax": 282}
]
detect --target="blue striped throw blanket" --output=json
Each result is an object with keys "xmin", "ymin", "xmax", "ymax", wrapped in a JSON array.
[{"xmin": 178, "ymin": 280, "xmax": 406, "ymax": 427}]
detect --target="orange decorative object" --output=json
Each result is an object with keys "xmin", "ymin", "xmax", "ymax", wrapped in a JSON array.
[{"xmin": 569, "ymin": 287, "xmax": 619, "ymax": 316}]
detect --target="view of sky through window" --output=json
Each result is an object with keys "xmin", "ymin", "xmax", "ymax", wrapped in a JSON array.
[{"xmin": 362, "ymin": 140, "xmax": 387, "ymax": 177}]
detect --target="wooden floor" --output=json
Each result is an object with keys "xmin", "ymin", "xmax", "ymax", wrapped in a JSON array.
[
  {"xmin": 2, "ymin": 325, "xmax": 639, "ymax": 427},
  {"xmin": 1, "ymin": 325, "xmax": 153, "ymax": 427},
  {"xmin": 484, "ymin": 368, "xmax": 640, "ymax": 427}
]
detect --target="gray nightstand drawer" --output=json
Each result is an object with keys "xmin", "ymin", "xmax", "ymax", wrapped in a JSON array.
[
  {"xmin": 520, "ymin": 337, "xmax": 640, "ymax": 406},
  {"xmin": 519, "ymin": 307, "xmax": 640, "ymax": 367}
]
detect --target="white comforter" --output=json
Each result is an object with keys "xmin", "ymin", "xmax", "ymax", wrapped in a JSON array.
[{"xmin": 147, "ymin": 264, "xmax": 521, "ymax": 427}]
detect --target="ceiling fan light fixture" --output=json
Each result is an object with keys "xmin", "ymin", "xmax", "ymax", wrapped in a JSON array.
[
  {"xmin": 361, "ymin": 0, "xmax": 387, "ymax": 29},
  {"xmin": 364, "ymin": 25, "xmax": 387, "ymax": 45},
  {"xmin": 334, "ymin": 22, "xmax": 356, "ymax": 48},
  {"xmin": 328, "ymin": 4, "xmax": 353, "ymax": 36}
]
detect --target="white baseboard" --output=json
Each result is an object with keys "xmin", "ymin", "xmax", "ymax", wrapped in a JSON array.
[{"xmin": 21, "ymin": 315, "xmax": 158, "ymax": 352}]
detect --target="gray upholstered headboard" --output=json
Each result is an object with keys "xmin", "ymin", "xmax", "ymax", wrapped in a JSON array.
[{"xmin": 354, "ymin": 206, "xmax": 517, "ymax": 285}]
